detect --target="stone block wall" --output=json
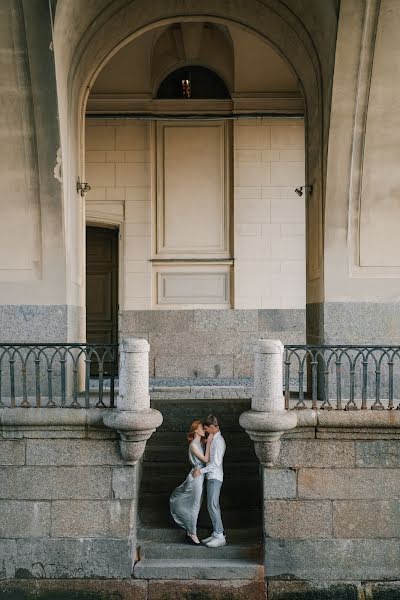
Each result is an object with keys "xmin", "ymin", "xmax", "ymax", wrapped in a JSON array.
[
  {"xmin": 0, "ymin": 434, "xmax": 138, "ymax": 579},
  {"xmin": 120, "ymin": 308, "xmax": 305, "ymax": 377},
  {"xmin": 86, "ymin": 119, "xmax": 152, "ymax": 310},
  {"xmin": 264, "ymin": 432, "xmax": 400, "ymax": 595},
  {"xmin": 234, "ymin": 118, "xmax": 305, "ymax": 310},
  {"xmin": 85, "ymin": 117, "xmax": 305, "ymax": 312}
]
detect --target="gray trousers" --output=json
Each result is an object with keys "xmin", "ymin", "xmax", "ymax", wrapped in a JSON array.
[{"xmin": 207, "ymin": 478, "xmax": 224, "ymax": 534}]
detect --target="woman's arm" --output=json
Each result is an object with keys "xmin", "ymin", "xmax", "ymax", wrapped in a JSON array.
[{"xmin": 190, "ymin": 434, "xmax": 213, "ymax": 464}]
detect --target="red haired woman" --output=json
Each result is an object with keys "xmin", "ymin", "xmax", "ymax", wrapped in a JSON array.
[{"xmin": 169, "ymin": 420, "xmax": 213, "ymax": 544}]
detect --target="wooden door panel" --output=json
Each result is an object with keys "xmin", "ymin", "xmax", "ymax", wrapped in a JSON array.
[{"xmin": 86, "ymin": 271, "xmax": 113, "ymax": 320}]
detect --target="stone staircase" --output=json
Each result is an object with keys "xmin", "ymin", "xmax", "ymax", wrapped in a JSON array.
[{"xmin": 134, "ymin": 394, "xmax": 264, "ymax": 580}]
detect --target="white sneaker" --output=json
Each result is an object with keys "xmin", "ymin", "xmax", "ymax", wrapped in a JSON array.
[
  {"xmin": 205, "ymin": 535, "xmax": 226, "ymax": 548},
  {"xmin": 201, "ymin": 533, "xmax": 215, "ymax": 544}
]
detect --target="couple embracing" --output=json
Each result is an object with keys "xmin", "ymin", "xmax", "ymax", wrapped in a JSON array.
[{"xmin": 169, "ymin": 414, "xmax": 226, "ymax": 547}]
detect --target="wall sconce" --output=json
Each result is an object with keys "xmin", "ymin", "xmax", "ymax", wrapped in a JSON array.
[
  {"xmin": 294, "ymin": 184, "xmax": 313, "ymax": 197},
  {"xmin": 76, "ymin": 177, "xmax": 91, "ymax": 197}
]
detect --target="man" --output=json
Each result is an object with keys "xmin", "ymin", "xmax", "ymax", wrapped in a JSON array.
[{"xmin": 193, "ymin": 414, "xmax": 226, "ymax": 547}]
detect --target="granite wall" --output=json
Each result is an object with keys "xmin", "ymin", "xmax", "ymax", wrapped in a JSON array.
[
  {"xmin": 264, "ymin": 426, "xmax": 400, "ymax": 597},
  {"xmin": 307, "ymin": 302, "xmax": 400, "ymax": 345},
  {"xmin": 0, "ymin": 426, "xmax": 139, "ymax": 579},
  {"xmin": 120, "ymin": 308, "xmax": 306, "ymax": 378}
]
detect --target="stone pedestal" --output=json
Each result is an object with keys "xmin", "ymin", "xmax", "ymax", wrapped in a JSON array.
[
  {"xmin": 103, "ymin": 338, "xmax": 162, "ymax": 464},
  {"xmin": 239, "ymin": 339, "xmax": 297, "ymax": 467}
]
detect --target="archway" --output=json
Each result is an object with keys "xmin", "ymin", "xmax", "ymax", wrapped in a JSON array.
[{"xmin": 53, "ymin": 0, "xmax": 332, "ymax": 345}]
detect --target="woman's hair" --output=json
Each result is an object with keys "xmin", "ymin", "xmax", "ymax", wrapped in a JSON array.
[{"xmin": 187, "ymin": 420, "xmax": 203, "ymax": 443}]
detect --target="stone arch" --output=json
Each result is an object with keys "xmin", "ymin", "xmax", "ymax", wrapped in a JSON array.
[{"xmin": 53, "ymin": 0, "xmax": 331, "ymax": 336}]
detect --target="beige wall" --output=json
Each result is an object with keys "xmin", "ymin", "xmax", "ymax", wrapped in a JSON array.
[
  {"xmin": 234, "ymin": 119, "xmax": 305, "ymax": 309},
  {"xmin": 86, "ymin": 119, "xmax": 152, "ymax": 310},
  {"xmin": 86, "ymin": 117, "xmax": 305, "ymax": 310},
  {"xmin": 324, "ymin": 0, "xmax": 400, "ymax": 302}
]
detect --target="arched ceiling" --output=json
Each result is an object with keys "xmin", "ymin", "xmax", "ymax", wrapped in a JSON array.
[
  {"xmin": 90, "ymin": 21, "xmax": 299, "ymax": 97},
  {"xmin": 54, "ymin": 0, "xmax": 339, "ymax": 91}
]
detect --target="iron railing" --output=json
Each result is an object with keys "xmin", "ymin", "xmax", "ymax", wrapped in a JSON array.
[
  {"xmin": 0, "ymin": 344, "xmax": 118, "ymax": 408},
  {"xmin": 284, "ymin": 345, "xmax": 400, "ymax": 410}
]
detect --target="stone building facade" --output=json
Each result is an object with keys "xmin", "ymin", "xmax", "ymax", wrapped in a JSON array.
[{"xmin": 2, "ymin": 0, "xmax": 400, "ymax": 598}]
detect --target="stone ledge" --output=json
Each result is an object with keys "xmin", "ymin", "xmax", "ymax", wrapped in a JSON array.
[
  {"xmin": 267, "ymin": 580, "xmax": 361, "ymax": 600},
  {"xmin": 0, "ymin": 579, "xmax": 147, "ymax": 600},
  {"xmin": 292, "ymin": 409, "xmax": 400, "ymax": 429},
  {"xmin": 148, "ymin": 579, "xmax": 266, "ymax": 600},
  {"xmin": 265, "ymin": 538, "xmax": 400, "ymax": 580},
  {"xmin": 0, "ymin": 407, "xmax": 108, "ymax": 439}
]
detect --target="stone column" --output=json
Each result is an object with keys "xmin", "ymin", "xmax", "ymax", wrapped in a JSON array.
[
  {"xmin": 239, "ymin": 339, "xmax": 297, "ymax": 466},
  {"xmin": 103, "ymin": 338, "xmax": 163, "ymax": 464}
]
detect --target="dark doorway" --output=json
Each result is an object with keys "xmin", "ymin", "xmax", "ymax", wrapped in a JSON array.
[{"xmin": 86, "ymin": 226, "xmax": 119, "ymax": 374}]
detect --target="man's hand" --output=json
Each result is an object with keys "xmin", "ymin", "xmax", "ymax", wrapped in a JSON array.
[{"xmin": 193, "ymin": 468, "xmax": 202, "ymax": 477}]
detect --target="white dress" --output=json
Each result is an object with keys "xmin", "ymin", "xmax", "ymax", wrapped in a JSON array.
[{"xmin": 169, "ymin": 440, "xmax": 205, "ymax": 534}]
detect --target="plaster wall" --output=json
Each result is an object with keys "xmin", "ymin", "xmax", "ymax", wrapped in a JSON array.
[
  {"xmin": 325, "ymin": 0, "xmax": 400, "ymax": 302},
  {"xmin": 0, "ymin": 0, "xmax": 66, "ymax": 305},
  {"xmin": 234, "ymin": 118, "xmax": 305, "ymax": 310},
  {"xmin": 86, "ymin": 118, "xmax": 306, "ymax": 311},
  {"xmin": 0, "ymin": 1, "xmax": 84, "ymax": 343},
  {"xmin": 86, "ymin": 119, "xmax": 152, "ymax": 310}
]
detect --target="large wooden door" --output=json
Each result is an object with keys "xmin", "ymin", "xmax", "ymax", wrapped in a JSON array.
[{"xmin": 86, "ymin": 226, "xmax": 118, "ymax": 373}]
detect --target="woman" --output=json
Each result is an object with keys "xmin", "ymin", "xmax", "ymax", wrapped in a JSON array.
[{"xmin": 169, "ymin": 420, "xmax": 213, "ymax": 545}]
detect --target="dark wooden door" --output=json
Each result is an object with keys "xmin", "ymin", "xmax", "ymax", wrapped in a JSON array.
[{"xmin": 86, "ymin": 226, "xmax": 118, "ymax": 373}]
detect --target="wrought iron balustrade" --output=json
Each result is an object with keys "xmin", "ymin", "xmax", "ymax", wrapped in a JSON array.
[
  {"xmin": 0, "ymin": 344, "xmax": 118, "ymax": 408},
  {"xmin": 284, "ymin": 345, "xmax": 400, "ymax": 410}
]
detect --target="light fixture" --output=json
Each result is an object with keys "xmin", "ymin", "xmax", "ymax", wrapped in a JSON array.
[
  {"xmin": 76, "ymin": 177, "xmax": 91, "ymax": 197},
  {"xmin": 181, "ymin": 78, "xmax": 191, "ymax": 98},
  {"xmin": 294, "ymin": 184, "xmax": 313, "ymax": 197}
]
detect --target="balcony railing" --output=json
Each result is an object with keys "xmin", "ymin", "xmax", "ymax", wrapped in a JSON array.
[
  {"xmin": 0, "ymin": 344, "xmax": 118, "ymax": 409},
  {"xmin": 284, "ymin": 345, "xmax": 400, "ymax": 410}
]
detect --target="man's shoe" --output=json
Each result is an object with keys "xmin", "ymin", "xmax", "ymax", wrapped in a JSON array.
[
  {"xmin": 201, "ymin": 534, "xmax": 215, "ymax": 544},
  {"xmin": 205, "ymin": 535, "xmax": 226, "ymax": 548}
]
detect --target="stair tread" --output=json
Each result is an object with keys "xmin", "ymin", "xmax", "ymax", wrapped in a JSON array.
[
  {"xmin": 137, "ymin": 527, "xmax": 262, "ymax": 542},
  {"xmin": 133, "ymin": 558, "xmax": 264, "ymax": 579},
  {"xmin": 136, "ymin": 559, "xmax": 261, "ymax": 565},
  {"xmin": 139, "ymin": 541, "xmax": 261, "ymax": 560}
]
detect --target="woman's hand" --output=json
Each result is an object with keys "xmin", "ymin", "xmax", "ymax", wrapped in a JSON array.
[{"xmin": 206, "ymin": 433, "xmax": 214, "ymax": 445}]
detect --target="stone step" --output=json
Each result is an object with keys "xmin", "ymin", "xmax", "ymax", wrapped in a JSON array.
[
  {"xmin": 133, "ymin": 558, "xmax": 264, "ymax": 580},
  {"xmin": 141, "ymin": 461, "xmax": 259, "ymax": 479},
  {"xmin": 139, "ymin": 541, "xmax": 261, "ymax": 560},
  {"xmin": 140, "ymin": 477, "xmax": 261, "ymax": 496},
  {"xmin": 137, "ymin": 526, "xmax": 262, "ymax": 543},
  {"xmin": 140, "ymin": 492, "xmax": 260, "ymax": 513},
  {"xmin": 139, "ymin": 507, "xmax": 262, "ymax": 528}
]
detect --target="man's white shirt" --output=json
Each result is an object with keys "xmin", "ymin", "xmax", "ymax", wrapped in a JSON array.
[{"xmin": 199, "ymin": 431, "xmax": 226, "ymax": 482}]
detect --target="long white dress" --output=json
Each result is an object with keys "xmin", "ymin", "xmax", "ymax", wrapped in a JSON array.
[{"xmin": 169, "ymin": 440, "xmax": 205, "ymax": 534}]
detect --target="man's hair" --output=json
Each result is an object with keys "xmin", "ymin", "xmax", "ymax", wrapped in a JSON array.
[{"xmin": 204, "ymin": 414, "xmax": 219, "ymax": 427}]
